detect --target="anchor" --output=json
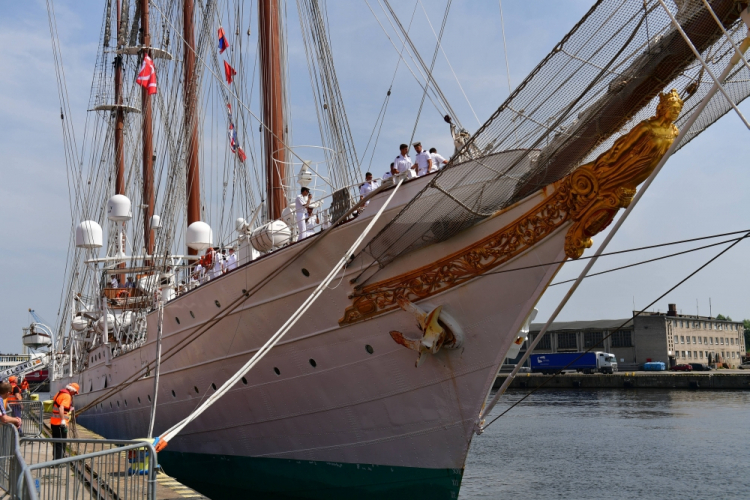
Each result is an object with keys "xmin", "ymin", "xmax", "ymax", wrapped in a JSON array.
[{"xmin": 389, "ymin": 298, "xmax": 464, "ymax": 367}]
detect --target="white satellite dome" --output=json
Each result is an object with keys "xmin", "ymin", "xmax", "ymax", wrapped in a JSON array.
[
  {"xmin": 107, "ymin": 194, "xmax": 132, "ymax": 221},
  {"xmin": 75, "ymin": 220, "xmax": 103, "ymax": 249},
  {"xmin": 250, "ymin": 220, "xmax": 291, "ymax": 252},
  {"xmin": 150, "ymin": 214, "xmax": 162, "ymax": 229},
  {"xmin": 186, "ymin": 221, "xmax": 213, "ymax": 251},
  {"xmin": 298, "ymin": 161, "xmax": 313, "ymax": 187},
  {"xmin": 235, "ymin": 218, "xmax": 248, "ymax": 232}
]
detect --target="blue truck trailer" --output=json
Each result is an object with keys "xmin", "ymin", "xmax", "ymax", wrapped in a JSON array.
[{"xmin": 530, "ymin": 352, "xmax": 618, "ymax": 374}]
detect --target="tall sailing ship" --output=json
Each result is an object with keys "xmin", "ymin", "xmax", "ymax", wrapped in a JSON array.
[{"xmin": 46, "ymin": 0, "xmax": 750, "ymax": 498}]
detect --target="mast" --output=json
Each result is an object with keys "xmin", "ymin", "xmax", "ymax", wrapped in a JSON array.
[
  {"xmin": 259, "ymin": 0, "xmax": 287, "ymax": 220},
  {"xmin": 183, "ymin": 0, "xmax": 201, "ymax": 246},
  {"xmin": 114, "ymin": 0, "xmax": 124, "ymax": 196},
  {"xmin": 140, "ymin": 0, "xmax": 155, "ymax": 258}
]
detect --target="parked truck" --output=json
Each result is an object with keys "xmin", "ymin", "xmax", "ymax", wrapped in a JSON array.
[{"xmin": 530, "ymin": 352, "xmax": 618, "ymax": 374}]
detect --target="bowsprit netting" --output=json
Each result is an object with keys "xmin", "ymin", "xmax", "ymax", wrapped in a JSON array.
[{"xmin": 361, "ymin": 0, "xmax": 750, "ymax": 272}]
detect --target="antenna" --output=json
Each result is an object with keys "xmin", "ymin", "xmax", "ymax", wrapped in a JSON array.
[{"xmin": 709, "ymin": 297, "xmax": 712, "ymax": 318}]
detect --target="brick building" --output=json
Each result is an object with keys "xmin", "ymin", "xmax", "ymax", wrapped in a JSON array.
[{"xmin": 519, "ymin": 303, "xmax": 746, "ymax": 368}]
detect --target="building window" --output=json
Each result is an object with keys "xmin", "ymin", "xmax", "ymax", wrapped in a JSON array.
[
  {"xmin": 679, "ymin": 336, "xmax": 684, "ymax": 343},
  {"xmin": 697, "ymin": 337, "xmax": 702, "ymax": 344},
  {"xmin": 730, "ymin": 338, "xmax": 734, "ymax": 345},
  {"xmin": 584, "ymin": 331, "xmax": 604, "ymax": 349},
  {"xmin": 530, "ymin": 332, "xmax": 551, "ymax": 350},
  {"xmin": 557, "ymin": 332, "xmax": 577, "ymax": 350},
  {"xmin": 682, "ymin": 351, "xmax": 686, "ymax": 358},
  {"xmin": 686, "ymin": 337, "xmax": 691, "ymax": 344},
  {"xmin": 693, "ymin": 351, "xmax": 697, "ymax": 358},
  {"xmin": 703, "ymin": 337, "xmax": 707, "ymax": 344},
  {"xmin": 687, "ymin": 351, "xmax": 692, "ymax": 358},
  {"xmin": 691, "ymin": 336, "xmax": 696, "ymax": 343},
  {"xmin": 612, "ymin": 330, "xmax": 633, "ymax": 348},
  {"xmin": 732, "ymin": 352, "xmax": 735, "ymax": 358},
  {"xmin": 720, "ymin": 338, "xmax": 724, "ymax": 345}
]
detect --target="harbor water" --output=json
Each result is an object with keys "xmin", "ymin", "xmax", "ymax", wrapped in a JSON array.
[{"xmin": 461, "ymin": 389, "xmax": 750, "ymax": 499}]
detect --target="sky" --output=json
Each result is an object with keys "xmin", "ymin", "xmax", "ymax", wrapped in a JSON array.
[{"xmin": 0, "ymin": 0, "xmax": 748, "ymax": 353}]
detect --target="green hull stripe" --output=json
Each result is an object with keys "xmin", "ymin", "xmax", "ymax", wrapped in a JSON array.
[{"xmin": 159, "ymin": 451, "xmax": 463, "ymax": 499}]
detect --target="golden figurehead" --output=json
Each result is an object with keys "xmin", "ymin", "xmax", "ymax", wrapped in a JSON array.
[{"xmin": 563, "ymin": 88, "xmax": 684, "ymax": 258}]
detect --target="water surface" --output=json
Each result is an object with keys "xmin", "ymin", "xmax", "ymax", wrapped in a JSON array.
[{"xmin": 461, "ymin": 389, "xmax": 750, "ymax": 499}]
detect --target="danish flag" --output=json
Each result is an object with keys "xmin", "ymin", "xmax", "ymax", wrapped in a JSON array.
[{"xmin": 136, "ymin": 54, "xmax": 157, "ymax": 95}]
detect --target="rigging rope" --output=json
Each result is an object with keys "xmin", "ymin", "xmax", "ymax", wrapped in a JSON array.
[{"xmin": 154, "ymin": 177, "xmax": 406, "ymax": 450}]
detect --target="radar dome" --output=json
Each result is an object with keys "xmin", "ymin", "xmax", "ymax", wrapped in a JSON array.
[
  {"xmin": 186, "ymin": 221, "xmax": 213, "ymax": 251},
  {"xmin": 107, "ymin": 194, "xmax": 132, "ymax": 221},
  {"xmin": 298, "ymin": 161, "xmax": 313, "ymax": 187},
  {"xmin": 150, "ymin": 215, "xmax": 162, "ymax": 229},
  {"xmin": 75, "ymin": 221, "xmax": 103, "ymax": 249}
]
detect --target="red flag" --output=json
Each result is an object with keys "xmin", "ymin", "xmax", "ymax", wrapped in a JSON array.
[
  {"xmin": 224, "ymin": 60, "xmax": 237, "ymax": 85},
  {"xmin": 237, "ymin": 147, "xmax": 247, "ymax": 162},
  {"xmin": 136, "ymin": 54, "xmax": 157, "ymax": 95}
]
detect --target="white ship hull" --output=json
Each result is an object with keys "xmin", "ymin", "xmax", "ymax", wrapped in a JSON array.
[{"xmin": 57, "ymin": 180, "xmax": 569, "ymax": 498}]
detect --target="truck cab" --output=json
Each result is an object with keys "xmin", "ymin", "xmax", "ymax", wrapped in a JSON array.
[{"xmin": 597, "ymin": 352, "xmax": 618, "ymax": 374}]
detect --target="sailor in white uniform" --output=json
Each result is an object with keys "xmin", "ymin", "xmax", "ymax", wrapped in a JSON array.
[
  {"xmin": 394, "ymin": 144, "xmax": 415, "ymax": 178},
  {"xmin": 225, "ymin": 247, "xmax": 238, "ymax": 272},
  {"xmin": 209, "ymin": 248, "xmax": 224, "ymax": 280},
  {"xmin": 110, "ymin": 276, "xmax": 119, "ymax": 288},
  {"xmin": 429, "ymin": 147, "xmax": 448, "ymax": 172},
  {"xmin": 359, "ymin": 172, "xmax": 379, "ymax": 206},
  {"xmin": 413, "ymin": 142, "xmax": 432, "ymax": 177},
  {"xmin": 295, "ymin": 187, "xmax": 313, "ymax": 239}
]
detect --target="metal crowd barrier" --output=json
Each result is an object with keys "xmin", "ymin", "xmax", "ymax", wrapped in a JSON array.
[
  {"xmin": 6, "ymin": 401, "xmax": 44, "ymax": 438},
  {"xmin": 0, "ymin": 424, "xmax": 38, "ymax": 499},
  {"xmin": 0, "ymin": 424, "xmax": 157, "ymax": 500}
]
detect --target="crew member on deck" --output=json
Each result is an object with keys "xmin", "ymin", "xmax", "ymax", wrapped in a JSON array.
[
  {"xmin": 359, "ymin": 172, "xmax": 379, "ymax": 206},
  {"xmin": 225, "ymin": 247, "xmax": 238, "ymax": 273},
  {"xmin": 20, "ymin": 378, "xmax": 29, "ymax": 399},
  {"xmin": 110, "ymin": 276, "xmax": 119, "ymax": 288},
  {"xmin": 394, "ymin": 144, "xmax": 414, "ymax": 178},
  {"xmin": 295, "ymin": 187, "xmax": 313, "ymax": 240},
  {"xmin": 51, "ymin": 383, "xmax": 79, "ymax": 460},
  {"xmin": 413, "ymin": 142, "xmax": 432, "ymax": 177},
  {"xmin": 125, "ymin": 276, "xmax": 136, "ymax": 288},
  {"xmin": 209, "ymin": 248, "xmax": 224, "ymax": 280},
  {"xmin": 429, "ymin": 147, "xmax": 447, "ymax": 172}
]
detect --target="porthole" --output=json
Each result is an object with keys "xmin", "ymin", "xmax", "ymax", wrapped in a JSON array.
[
  {"xmin": 194, "ymin": 386, "xmax": 199, "ymax": 394},
  {"xmin": 211, "ymin": 383, "xmax": 217, "ymax": 391},
  {"xmin": 147, "ymin": 395, "xmax": 151, "ymax": 402},
  {"xmin": 215, "ymin": 300, "xmax": 221, "ymax": 308},
  {"xmin": 175, "ymin": 317, "xmax": 181, "ymax": 324},
  {"xmin": 273, "ymin": 367, "xmax": 280, "ymax": 376},
  {"xmin": 138, "ymin": 397, "xmax": 141, "ymax": 404},
  {"xmin": 365, "ymin": 345, "xmax": 374, "ymax": 354},
  {"xmin": 171, "ymin": 390, "xmax": 176, "ymax": 398},
  {"xmin": 241, "ymin": 377, "xmax": 248, "ymax": 385},
  {"xmin": 309, "ymin": 358, "xmax": 317, "ymax": 368},
  {"xmin": 190, "ymin": 311, "xmax": 195, "ymax": 319},
  {"xmin": 301, "ymin": 268, "xmax": 310, "ymax": 277}
]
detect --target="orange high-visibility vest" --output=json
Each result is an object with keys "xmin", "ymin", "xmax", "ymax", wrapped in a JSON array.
[
  {"xmin": 51, "ymin": 389, "xmax": 73, "ymax": 425},
  {"xmin": 20, "ymin": 380, "xmax": 29, "ymax": 391}
]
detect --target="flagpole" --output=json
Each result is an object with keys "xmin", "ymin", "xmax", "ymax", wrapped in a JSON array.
[
  {"xmin": 183, "ymin": 0, "xmax": 201, "ymax": 248},
  {"xmin": 141, "ymin": 0, "xmax": 155, "ymax": 262}
]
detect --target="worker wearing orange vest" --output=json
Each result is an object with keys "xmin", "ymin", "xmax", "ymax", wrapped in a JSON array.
[
  {"xmin": 20, "ymin": 378, "xmax": 29, "ymax": 398},
  {"xmin": 51, "ymin": 383, "xmax": 79, "ymax": 460}
]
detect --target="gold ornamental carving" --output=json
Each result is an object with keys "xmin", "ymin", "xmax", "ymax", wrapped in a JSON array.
[{"xmin": 340, "ymin": 90, "xmax": 683, "ymax": 325}]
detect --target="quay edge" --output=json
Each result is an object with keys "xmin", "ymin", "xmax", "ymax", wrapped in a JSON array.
[{"xmin": 494, "ymin": 372, "xmax": 750, "ymax": 390}]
